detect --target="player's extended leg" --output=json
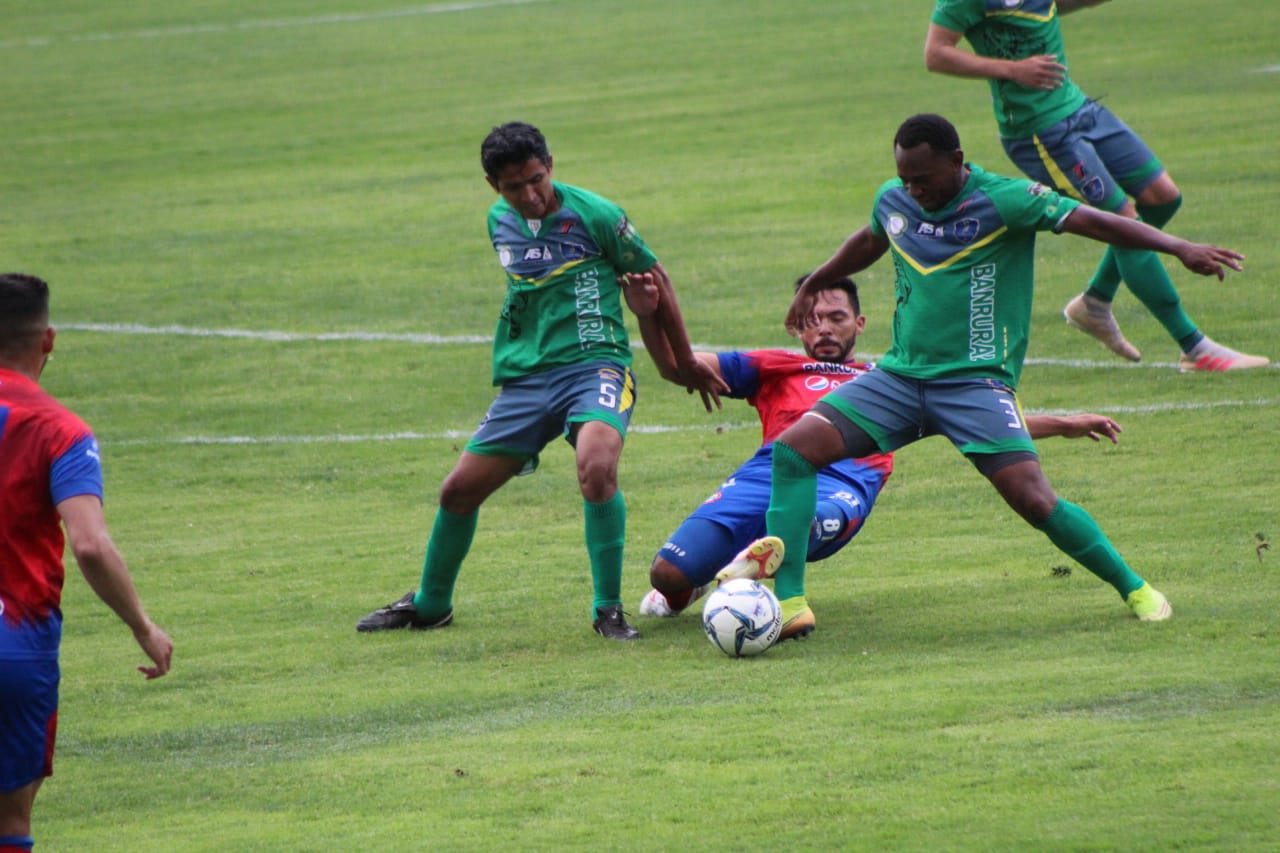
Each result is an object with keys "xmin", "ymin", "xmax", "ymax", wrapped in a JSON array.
[
  {"xmin": 356, "ymin": 451, "xmax": 523, "ymax": 632},
  {"xmin": 985, "ymin": 457, "xmax": 1171, "ymax": 621},
  {"xmin": 1085, "ymin": 175, "xmax": 1182, "ymax": 303},
  {"xmin": 1027, "ymin": 107, "xmax": 1268, "ymax": 371},
  {"xmin": 574, "ymin": 419, "xmax": 639, "ymax": 640},
  {"xmin": 643, "ymin": 520, "xmax": 735, "ymax": 617},
  {"xmin": 767, "ymin": 411, "xmax": 868, "ymax": 639}
]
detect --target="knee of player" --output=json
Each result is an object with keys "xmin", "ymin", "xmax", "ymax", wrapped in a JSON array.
[
  {"xmin": 575, "ymin": 456, "xmax": 619, "ymax": 496},
  {"xmin": 649, "ymin": 557, "xmax": 690, "ymax": 593},
  {"xmin": 1013, "ymin": 488, "xmax": 1059, "ymax": 524},
  {"xmin": 438, "ymin": 478, "xmax": 484, "ymax": 515}
]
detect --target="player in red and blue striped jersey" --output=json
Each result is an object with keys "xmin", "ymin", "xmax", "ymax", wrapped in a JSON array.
[{"xmin": 0, "ymin": 273, "xmax": 172, "ymax": 853}]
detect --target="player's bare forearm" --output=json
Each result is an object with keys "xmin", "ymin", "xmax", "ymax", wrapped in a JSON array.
[
  {"xmin": 1027, "ymin": 413, "xmax": 1121, "ymax": 444},
  {"xmin": 59, "ymin": 494, "xmax": 173, "ymax": 678},
  {"xmin": 634, "ymin": 312, "xmax": 681, "ymax": 383},
  {"xmin": 924, "ymin": 24, "xmax": 1065, "ymax": 89},
  {"xmin": 790, "ymin": 228, "xmax": 886, "ymax": 332},
  {"xmin": 1062, "ymin": 206, "xmax": 1244, "ymax": 279},
  {"xmin": 643, "ymin": 264, "xmax": 727, "ymax": 409},
  {"xmin": 623, "ymin": 271, "xmax": 682, "ymax": 382}
]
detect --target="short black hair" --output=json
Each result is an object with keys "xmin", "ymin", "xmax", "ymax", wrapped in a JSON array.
[
  {"xmin": 481, "ymin": 122, "xmax": 551, "ymax": 179},
  {"xmin": 0, "ymin": 272, "xmax": 50, "ymax": 359},
  {"xmin": 795, "ymin": 273, "xmax": 860, "ymax": 315},
  {"xmin": 893, "ymin": 113, "xmax": 961, "ymax": 154}
]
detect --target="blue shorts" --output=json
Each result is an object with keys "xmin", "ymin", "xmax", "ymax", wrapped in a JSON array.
[
  {"xmin": 0, "ymin": 656, "xmax": 59, "ymax": 792},
  {"xmin": 1002, "ymin": 100, "xmax": 1164, "ymax": 212},
  {"xmin": 464, "ymin": 360, "xmax": 636, "ymax": 474},
  {"xmin": 658, "ymin": 446, "xmax": 886, "ymax": 586},
  {"xmin": 818, "ymin": 369, "xmax": 1037, "ymax": 459}
]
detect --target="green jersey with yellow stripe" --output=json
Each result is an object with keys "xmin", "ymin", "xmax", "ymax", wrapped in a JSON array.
[
  {"xmin": 931, "ymin": 0, "xmax": 1086, "ymax": 138},
  {"xmin": 486, "ymin": 182, "xmax": 658, "ymax": 385},
  {"xmin": 870, "ymin": 164, "xmax": 1079, "ymax": 388}
]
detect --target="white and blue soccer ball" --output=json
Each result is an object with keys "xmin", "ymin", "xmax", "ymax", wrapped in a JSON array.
[{"xmin": 701, "ymin": 578, "xmax": 782, "ymax": 657}]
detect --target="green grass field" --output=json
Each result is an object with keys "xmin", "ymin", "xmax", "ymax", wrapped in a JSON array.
[{"xmin": 3, "ymin": 1, "xmax": 1278, "ymax": 850}]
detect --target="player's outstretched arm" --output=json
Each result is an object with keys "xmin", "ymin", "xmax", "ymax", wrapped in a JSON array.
[
  {"xmin": 58, "ymin": 494, "xmax": 173, "ymax": 679},
  {"xmin": 924, "ymin": 23, "xmax": 1065, "ymax": 90},
  {"xmin": 1061, "ymin": 206, "xmax": 1244, "ymax": 280},
  {"xmin": 1027, "ymin": 413, "xmax": 1122, "ymax": 444},
  {"xmin": 788, "ymin": 227, "xmax": 888, "ymax": 333}
]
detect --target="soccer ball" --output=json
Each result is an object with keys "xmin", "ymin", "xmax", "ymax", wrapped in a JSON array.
[{"xmin": 702, "ymin": 579, "xmax": 782, "ymax": 657}]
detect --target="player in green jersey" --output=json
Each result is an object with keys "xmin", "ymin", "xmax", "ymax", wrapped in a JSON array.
[
  {"xmin": 357, "ymin": 122, "xmax": 726, "ymax": 641},
  {"xmin": 924, "ymin": 0, "xmax": 1268, "ymax": 372},
  {"xmin": 750, "ymin": 114, "xmax": 1242, "ymax": 639}
]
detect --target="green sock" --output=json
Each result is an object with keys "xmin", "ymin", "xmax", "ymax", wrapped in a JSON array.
[
  {"xmin": 767, "ymin": 440, "xmax": 818, "ymax": 602},
  {"xmin": 1087, "ymin": 197, "xmax": 1182, "ymax": 300},
  {"xmin": 414, "ymin": 506, "xmax": 477, "ymax": 620},
  {"xmin": 1110, "ymin": 246, "xmax": 1198, "ymax": 342},
  {"xmin": 1085, "ymin": 196, "xmax": 1195, "ymax": 343},
  {"xmin": 585, "ymin": 492, "xmax": 626, "ymax": 616},
  {"xmin": 1035, "ymin": 499, "xmax": 1144, "ymax": 598}
]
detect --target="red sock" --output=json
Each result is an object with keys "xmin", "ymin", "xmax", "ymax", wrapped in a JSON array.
[{"xmin": 663, "ymin": 588, "xmax": 694, "ymax": 611}]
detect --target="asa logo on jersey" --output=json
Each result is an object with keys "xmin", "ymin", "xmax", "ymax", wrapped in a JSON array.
[{"xmin": 916, "ymin": 221, "xmax": 944, "ymax": 239}]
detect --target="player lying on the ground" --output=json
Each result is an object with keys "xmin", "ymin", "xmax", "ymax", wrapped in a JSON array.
[{"xmin": 630, "ymin": 272, "xmax": 1123, "ymax": 641}]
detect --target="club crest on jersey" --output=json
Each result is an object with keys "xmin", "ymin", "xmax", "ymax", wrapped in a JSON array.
[
  {"xmin": 956, "ymin": 218, "xmax": 980, "ymax": 243},
  {"xmin": 887, "ymin": 213, "xmax": 907, "ymax": 236},
  {"xmin": 916, "ymin": 221, "xmax": 944, "ymax": 239},
  {"xmin": 1081, "ymin": 176, "xmax": 1106, "ymax": 202},
  {"xmin": 562, "ymin": 242, "xmax": 587, "ymax": 261}
]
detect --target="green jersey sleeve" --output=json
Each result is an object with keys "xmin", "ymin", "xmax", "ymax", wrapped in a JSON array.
[{"xmin": 931, "ymin": 0, "xmax": 984, "ymax": 33}]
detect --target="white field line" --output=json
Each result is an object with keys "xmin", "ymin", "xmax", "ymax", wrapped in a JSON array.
[
  {"xmin": 62, "ymin": 322, "xmax": 491, "ymax": 345},
  {"xmin": 60, "ymin": 322, "xmax": 1278, "ymax": 447},
  {"xmin": 60, "ymin": 321, "xmax": 1280, "ymax": 372},
  {"xmin": 106, "ymin": 398, "xmax": 1280, "ymax": 447},
  {"xmin": 2, "ymin": 0, "xmax": 545, "ymax": 48}
]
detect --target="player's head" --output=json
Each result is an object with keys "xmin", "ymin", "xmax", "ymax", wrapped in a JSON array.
[
  {"xmin": 482, "ymin": 122, "xmax": 559, "ymax": 220},
  {"xmin": 893, "ymin": 113, "xmax": 966, "ymax": 212},
  {"xmin": 0, "ymin": 272, "xmax": 55, "ymax": 372},
  {"xmin": 793, "ymin": 274, "xmax": 865, "ymax": 363}
]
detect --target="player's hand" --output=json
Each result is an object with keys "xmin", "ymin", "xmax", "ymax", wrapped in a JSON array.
[
  {"xmin": 134, "ymin": 622, "xmax": 173, "ymax": 679},
  {"xmin": 1009, "ymin": 55, "xmax": 1066, "ymax": 90},
  {"xmin": 677, "ymin": 358, "xmax": 728, "ymax": 412},
  {"xmin": 1176, "ymin": 242, "xmax": 1244, "ymax": 280},
  {"xmin": 785, "ymin": 287, "xmax": 820, "ymax": 337},
  {"xmin": 621, "ymin": 271, "xmax": 661, "ymax": 316},
  {"xmin": 1058, "ymin": 414, "xmax": 1122, "ymax": 444}
]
